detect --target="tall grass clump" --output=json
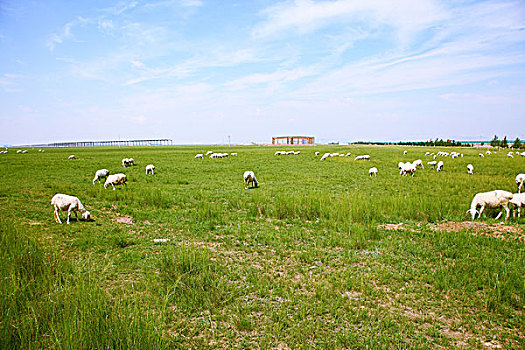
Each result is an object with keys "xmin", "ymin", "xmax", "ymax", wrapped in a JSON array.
[
  {"xmin": 0, "ymin": 218, "xmax": 166, "ymax": 349},
  {"xmin": 159, "ymin": 244, "xmax": 233, "ymax": 312}
]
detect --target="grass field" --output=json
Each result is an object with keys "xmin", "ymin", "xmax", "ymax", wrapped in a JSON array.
[{"xmin": 1, "ymin": 145, "xmax": 524, "ymax": 349}]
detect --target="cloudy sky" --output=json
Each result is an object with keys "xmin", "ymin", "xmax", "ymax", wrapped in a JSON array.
[{"xmin": 1, "ymin": 0, "xmax": 524, "ymax": 145}]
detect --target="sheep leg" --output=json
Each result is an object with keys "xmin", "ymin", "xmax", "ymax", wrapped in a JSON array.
[
  {"xmin": 504, "ymin": 205, "xmax": 510, "ymax": 220},
  {"xmin": 495, "ymin": 211, "xmax": 503, "ymax": 220},
  {"xmin": 477, "ymin": 205, "xmax": 485, "ymax": 218},
  {"xmin": 54, "ymin": 208, "xmax": 62, "ymax": 224},
  {"xmin": 67, "ymin": 209, "xmax": 71, "ymax": 224}
]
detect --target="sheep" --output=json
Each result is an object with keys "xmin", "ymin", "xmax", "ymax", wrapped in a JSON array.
[
  {"xmin": 509, "ymin": 193, "xmax": 525, "ymax": 217},
  {"xmin": 315, "ymin": 151, "xmax": 320, "ymax": 156},
  {"xmin": 479, "ymin": 153, "xmax": 485, "ymax": 158},
  {"xmin": 412, "ymin": 159, "xmax": 424, "ymax": 169},
  {"xmin": 354, "ymin": 155, "xmax": 370, "ymax": 161},
  {"xmin": 345, "ymin": 152, "xmax": 352, "ymax": 157},
  {"xmin": 122, "ymin": 158, "xmax": 131, "ymax": 167},
  {"xmin": 206, "ymin": 151, "xmax": 213, "ymax": 156},
  {"xmin": 436, "ymin": 161, "xmax": 444, "ymax": 172},
  {"xmin": 51, "ymin": 193, "xmax": 90, "ymax": 224},
  {"xmin": 403, "ymin": 150, "xmax": 407, "ymax": 155},
  {"xmin": 399, "ymin": 162, "xmax": 416, "ymax": 177},
  {"xmin": 231, "ymin": 153, "xmax": 238, "ymax": 156},
  {"xmin": 369, "ymin": 167, "xmax": 378, "ymax": 177},
  {"xmin": 243, "ymin": 171, "xmax": 258, "ymax": 189},
  {"xmin": 194, "ymin": 153, "xmax": 204, "ymax": 159},
  {"xmin": 467, "ymin": 190, "xmax": 513, "ymax": 220},
  {"xmin": 427, "ymin": 161, "xmax": 437, "ymax": 168},
  {"xmin": 320, "ymin": 152, "xmax": 331, "ymax": 161},
  {"xmin": 467, "ymin": 164, "xmax": 473, "ymax": 175},
  {"xmin": 516, "ymin": 174, "xmax": 525, "ymax": 193},
  {"xmin": 92, "ymin": 169, "xmax": 110, "ymax": 184},
  {"xmin": 104, "ymin": 173, "xmax": 127, "ymax": 190},
  {"xmin": 507, "ymin": 153, "xmax": 514, "ymax": 158},
  {"xmin": 146, "ymin": 164, "xmax": 155, "ymax": 175},
  {"xmin": 68, "ymin": 155, "xmax": 76, "ymax": 160}
]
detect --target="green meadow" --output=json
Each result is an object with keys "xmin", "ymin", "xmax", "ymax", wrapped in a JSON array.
[{"xmin": 1, "ymin": 145, "xmax": 523, "ymax": 348}]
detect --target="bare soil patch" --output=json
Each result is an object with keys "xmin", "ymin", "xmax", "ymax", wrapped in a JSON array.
[
  {"xmin": 113, "ymin": 215, "xmax": 134, "ymax": 225},
  {"xmin": 379, "ymin": 221, "xmax": 524, "ymax": 242}
]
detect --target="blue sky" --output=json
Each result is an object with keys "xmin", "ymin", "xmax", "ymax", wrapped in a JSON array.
[{"xmin": 1, "ymin": 0, "xmax": 524, "ymax": 145}]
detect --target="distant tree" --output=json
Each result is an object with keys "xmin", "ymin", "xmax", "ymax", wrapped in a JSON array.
[
  {"xmin": 501, "ymin": 136, "xmax": 508, "ymax": 148},
  {"xmin": 490, "ymin": 135, "xmax": 500, "ymax": 147},
  {"xmin": 512, "ymin": 138, "xmax": 522, "ymax": 149}
]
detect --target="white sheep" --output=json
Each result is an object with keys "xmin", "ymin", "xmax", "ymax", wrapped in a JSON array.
[
  {"xmin": 146, "ymin": 164, "xmax": 155, "ymax": 175},
  {"xmin": 516, "ymin": 174, "xmax": 525, "ymax": 193},
  {"xmin": 354, "ymin": 155, "xmax": 370, "ymax": 161},
  {"xmin": 122, "ymin": 158, "xmax": 132, "ymax": 167},
  {"xmin": 104, "ymin": 173, "xmax": 127, "ymax": 190},
  {"xmin": 369, "ymin": 167, "xmax": 378, "ymax": 177},
  {"xmin": 243, "ymin": 171, "xmax": 258, "ymax": 189},
  {"xmin": 399, "ymin": 162, "xmax": 416, "ymax": 177},
  {"xmin": 509, "ymin": 193, "xmax": 525, "ymax": 217},
  {"xmin": 320, "ymin": 152, "xmax": 331, "ymax": 161},
  {"xmin": 479, "ymin": 153, "xmax": 485, "ymax": 158},
  {"xmin": 403, "ymin": 150, "xmax": 407, "ymax": 155},
  {"xmin": 467, "ymin": 164, "xmax": 473, "ymax": 175},
  {"xmin": 315, "ymin": 151, "xmax": 320, "ymax": 156},
  {"xmin": 206, "ymin": 151, "xmax": 213, "ymax": 156},
  {"xmin": 467, "ymin": 190, "xmax": 513, "ymax": 220},
  {"xmin": 427, "ymin": 161, "xmax": 437, "ymax": 168},
  {"xmin": 436, "ymin": 161, "xmax": 444, "ymax": 172},
  {"xmin": 412, "ymin": 159, "xmax": 424, "ymax": 169},
  {"xmin": 92, "ymin": 169, "xmax": 110, "ymax": 184},
  {"xmin": 68, "ymin": 155, "xmax": 76, "ymax": 160},
  {"xmin": 194, "ymin": 153, "xmax": 204, "ymax": 159},
  {"xmin": 51, "ymin": 193, "xmax": 90, "ymax": 224},
  {"xmin": 231, "ymin": 153, "xmax": 238, "ymax": 156}
]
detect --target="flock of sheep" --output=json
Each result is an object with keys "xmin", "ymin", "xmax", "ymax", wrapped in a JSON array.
[
  {"xmin": 42, "ymin": 148, "xmax": 525, "ymax": 224},
  {"xmin": 52, "ymin": 156, "xmax": 156, "ymax": 224}
]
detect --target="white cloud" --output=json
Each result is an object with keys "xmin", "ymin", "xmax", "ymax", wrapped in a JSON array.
[{"xmin": 253, "ymin": 0, "xmax": 448, "ymax": 42}]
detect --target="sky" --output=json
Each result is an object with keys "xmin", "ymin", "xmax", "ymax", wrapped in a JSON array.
[{"xmin": 0, "ymin": 0, "xmax": 524, "ymax": 145}]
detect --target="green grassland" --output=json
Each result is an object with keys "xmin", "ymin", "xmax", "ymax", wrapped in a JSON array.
[{"xmin": 1, "ymin": 145, "xmax": 523, "ymax": 348}]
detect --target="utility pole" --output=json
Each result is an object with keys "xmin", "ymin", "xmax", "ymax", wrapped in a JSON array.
[{"xmin": 228, "ymin": 135, "xmax": 231, "ymax": 147}]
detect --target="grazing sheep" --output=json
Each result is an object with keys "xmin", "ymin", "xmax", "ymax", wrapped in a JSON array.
[
  {"xmin": 345, "ymin": 152, "xmax": 352, "ymax": 157},
  {"xmin": 403, "ymin": 150, "xmax": 407, "ymax": 155},
  {"xmin": 507, "ymin": 152, "xmax": 514, "ymax": 158},
  {"xmin": 436, "ymin": 161, "xmax": 444, "ymax": 172},
  {"xmin": 243, "ymin": 171, "xmax": 258, "ymax": 189},
  {"xmin": 146, "ymin": 164, "xmax": 155, "ymax": 175},
  {"xmin": 412, "ymin": 159, "xmax": 424, "ymax": 169},
  {"xmin": 516, "ymin": 174, "xmax": 525, "ymax": 193},
  {"xmin": 92, "ymin": 169, "xmax": 110, "ymax": 184},
  {"xmin": 467, "ymin": 190, "xmax": 513, "ymax": 220},
  {"xmin": 315, "ymin": 151, "xmax": 320, "ymax": 156},
  {"xmin": 51, "ymin": 193, "xmax": 90, "ymax": 224},
  {"xmin": 399, "ymin": 162, "xmax": 416, "ymax": 177},
  {"xmin": 231, "ymin": 153, "xmax": 238, "ymax": 156},
  {"xmin": 479, "ymin": 153, "xmax": 485, "ymax": 158},
  {"xmin": 320, "ymin": 152, "xmax": 331, "ymax": 161},
  {"xmin": 369, "ymin": 167, "xmax": 378, "ymax": 177},
  {"xmin": 68, "ymin": 155, "xmax": 76, "ymax": 160},
  {"xmin": 467, "ymin": 164, "xmax": 474, "ymax": 175},
  {"xmin": 354, "ymin": 155, "xmax": 370, "ymax": 161},
  {"xmin": 104, "ymin": 173, "xmax": 127, "ymax": 190},
  {"xmin": 509, "ymin": 193, "xmax": 525, "ymax": 217},
  {"xmin": 427, "ymin": 161, "xmax": 437, "ymax": 168},
  {"xmin": 194, "ymin": 153, "xmax": 204, "ymax": 159},
  {"xmin": 122, "ymin": 158, "xmax": 132, "ymax": 167}
]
